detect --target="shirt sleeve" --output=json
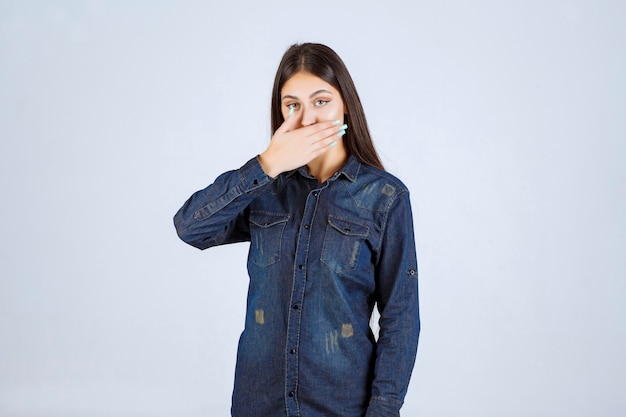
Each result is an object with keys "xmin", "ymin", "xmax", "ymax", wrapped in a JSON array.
[
  {"xmin": 173, "ymin": 156, "xmax": 274, "ymax": 250},
  {"xmin": 366, "ymin": 191, "xmax": 420, "ymax": 417}
]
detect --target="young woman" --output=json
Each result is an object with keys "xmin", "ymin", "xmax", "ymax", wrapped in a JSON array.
[{"xmin": 174, "ymin": 43, "xmax": 420, "ymax": 417}]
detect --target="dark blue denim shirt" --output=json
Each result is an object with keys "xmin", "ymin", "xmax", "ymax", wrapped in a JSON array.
[{"xmin": 174, "ymin": 155, "xmax": 420, "ymax": 417}]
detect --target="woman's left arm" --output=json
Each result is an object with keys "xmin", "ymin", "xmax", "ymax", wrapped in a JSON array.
[{"xmin": 366, "ymin": 191, "xmax": 420, "ymax": 417}]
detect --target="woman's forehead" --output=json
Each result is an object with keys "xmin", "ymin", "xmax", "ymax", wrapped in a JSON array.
[{"xmin": 281, "ymin": 72, "xmax": 337, "ymax": 97}]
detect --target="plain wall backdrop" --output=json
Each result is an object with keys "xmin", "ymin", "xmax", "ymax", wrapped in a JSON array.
[{"xmin": 1, "ymin": 1, "xmax": 625, "ymax": 416}]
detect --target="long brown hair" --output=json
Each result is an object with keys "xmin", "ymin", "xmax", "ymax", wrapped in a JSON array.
[{"xmin": 271, "ymin": 43, "xmax": 385, "ymax": 170}]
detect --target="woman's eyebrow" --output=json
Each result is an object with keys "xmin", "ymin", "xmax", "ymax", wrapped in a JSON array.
[
  {"xmin": 309, "ymin": 89, "xmax": 333, "ymax": 98},
  {"xmin": 281, "ymin": 89, "xmax": 334, "ymax": 101}
]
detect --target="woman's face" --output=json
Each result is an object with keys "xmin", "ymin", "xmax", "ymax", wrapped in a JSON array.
[{"xmin": 280, "ymin": 71, "xmax": 346, "ymax": 127}]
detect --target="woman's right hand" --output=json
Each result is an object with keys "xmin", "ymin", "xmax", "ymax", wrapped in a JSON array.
[{"xmin": 258, "ymin": 111, "xmax": 345, "ymax": 178}]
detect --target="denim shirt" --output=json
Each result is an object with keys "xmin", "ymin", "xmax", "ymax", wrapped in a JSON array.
[{"xmin": 174, "ymin": 155, "xmax": 420, "ymax": 417}]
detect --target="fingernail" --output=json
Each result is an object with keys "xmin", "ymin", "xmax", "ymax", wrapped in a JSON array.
[
  {"xmin": 339, "ymin": 124, "xmax": 348, "ymax": 130},
  {"xmin": 332, "ymin": 120, "xmax": 341, "ymax": 125},
  {"xmin": 330, "ymin": 141, "xmax": 337, "ymax": 148},
  {"xmin": 337, "ymin": 130, "xmax": 346, "ymax": 137},
  {"xmin": 288, "ymin": 108, "xmax": 294, "ymax": 117}
]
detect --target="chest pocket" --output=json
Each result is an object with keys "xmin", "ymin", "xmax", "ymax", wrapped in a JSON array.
[
  {"xmin": 249, "ymin": 211, "xmax": 290, "ymax": 268},
  {"xmin": 321, "ymin": 215, "xmax": 370, "ymax": 273}
]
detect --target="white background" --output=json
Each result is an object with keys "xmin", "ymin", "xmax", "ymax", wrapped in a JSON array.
[{"xmin": 1, "ymin": 1, "xmax": 624, "ymax": 416}]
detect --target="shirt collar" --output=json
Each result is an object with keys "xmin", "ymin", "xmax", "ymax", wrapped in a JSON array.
[{"xmin": 288, "ymin": 155, "xmax": 361, "ymax": 183}]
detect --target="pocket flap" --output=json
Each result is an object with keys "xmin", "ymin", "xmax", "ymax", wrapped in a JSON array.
[
  {"xmin": 327, "ymin": 215, "xmax": 369, "ymax": 237},
  {"xmin": 250, "ymin": 211, "xmax": 290, "ymax": 228}
]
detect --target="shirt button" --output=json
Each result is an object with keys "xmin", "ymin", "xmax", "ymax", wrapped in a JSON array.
[
  {"xmin": 298, "ymin": 264, "xmax": 303, "ymax": 270},
  {"xmin": 288, "ymin": 391, "xmax": 295, "ymax": 397},
  {"xmin": 292, "ymin": 304, "xmax": 299, "ymax": 310},
  {"xmin": 313, "ymin": 192, "xmax": 318, "ymax": 197},
  {"xmin": 290, "ymin": 349, "xmax": 296, "ymax": 354},
  {"xmin": 304, "ymin": 224, "xmax": 310, "ymax": 229}
]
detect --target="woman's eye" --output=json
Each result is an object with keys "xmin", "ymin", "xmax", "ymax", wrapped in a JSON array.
[
  {"xmin": 287, "ymin": 103, "xmax": 299, "ymax": 110},
  {"xmin": 315, "ymin": 100, "xmax": 329, "ymax": 107}
]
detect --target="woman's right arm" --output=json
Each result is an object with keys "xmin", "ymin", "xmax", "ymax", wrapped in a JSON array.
[
  {"xmin": 175, "ymin": 112, "xmax": 342, "ymax": 250},
  {"xmin": 173, "ymin": 156, "xmax": 274, "ymax": 250}
]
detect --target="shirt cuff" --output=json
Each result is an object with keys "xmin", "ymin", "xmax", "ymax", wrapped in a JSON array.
[
  {"xmin": 238, "ymin": 156, "xmax": 274, "ymax": 192},
  {"xmin": 365, "ymin": 396, "xmax": 403, "ymax": 417}
]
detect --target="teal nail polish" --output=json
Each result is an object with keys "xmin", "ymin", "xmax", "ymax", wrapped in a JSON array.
[
  {"xmin": 330, "ymin": 141, "xmax": 337, "ymax": 148},
  {"xmin": 288, "ymin": 107, "xmax": 294, "ymax": 117},
  {"xmin": 337, "ymin": 130, "xmax": 346, "ymax": 137},
  {"xmin": 339, "ymin": 124, "xmax": 348, "ymax": 130},
  {"xmin": 332, "ymin": 120, "xmax": 341, "ymax": 125}
]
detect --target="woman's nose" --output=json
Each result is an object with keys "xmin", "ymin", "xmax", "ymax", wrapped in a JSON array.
[{"xmin": 300, "ymin": 107, "xmax": 317, "ymax": 126}]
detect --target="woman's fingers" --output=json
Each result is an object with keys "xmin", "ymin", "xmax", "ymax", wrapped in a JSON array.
[
  {"xmin": 311, "ymin": 136, "xmax": 339, "ymax": 153},
  {"xmin": 300, "ymin": 120, "xmax": 345, "ymax": 139},
  {"xmin": 298, "ymin": 123, "xmax": 346, "ymax": 160},
  {"xmin": 277, "ymin": 112, "xmax": 344, "ymax": 137},
  {"xmin": 306, "ymin": 122, "xmax": 347, "ymax": 143}
]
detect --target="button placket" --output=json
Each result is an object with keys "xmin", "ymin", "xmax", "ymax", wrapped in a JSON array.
[{"xmin": 284, "ymin": 187, "xmax": 322, "ymax": 417}]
